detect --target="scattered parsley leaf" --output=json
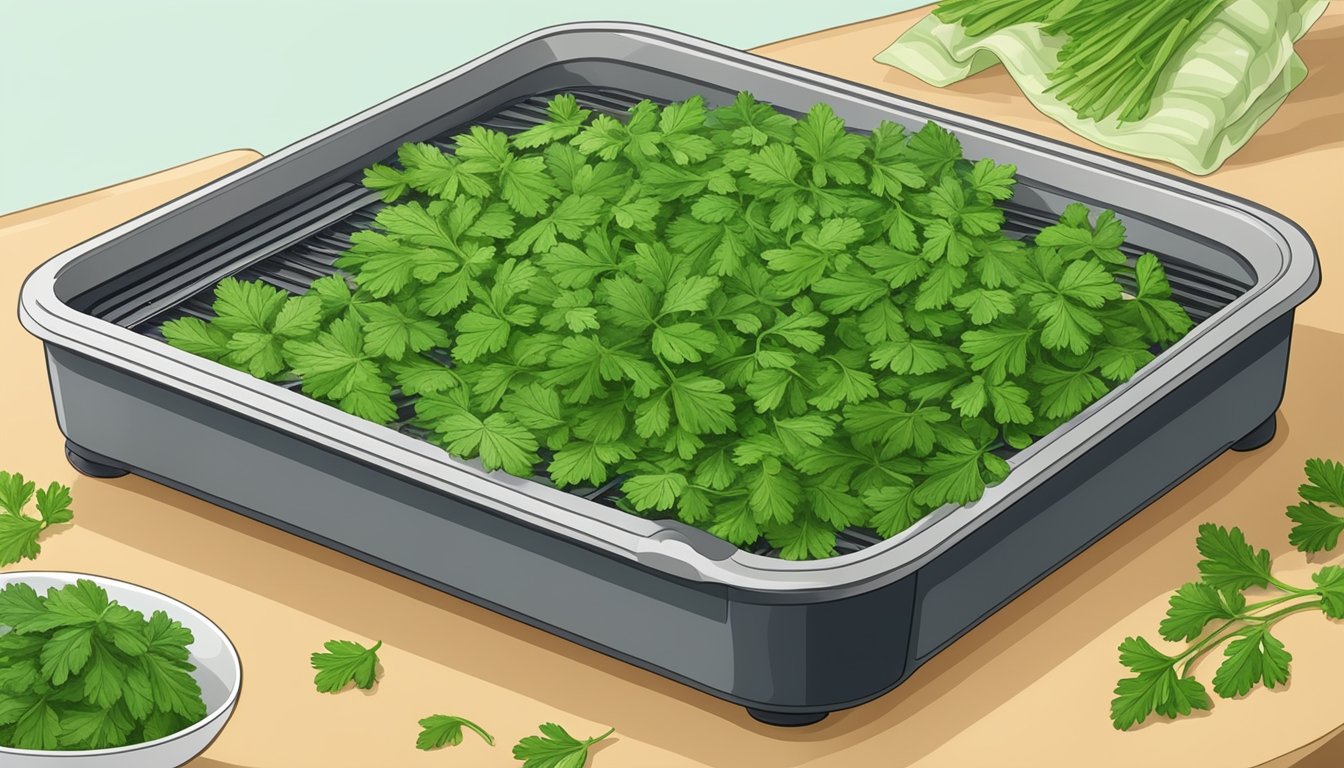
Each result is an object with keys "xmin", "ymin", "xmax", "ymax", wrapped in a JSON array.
[
  {"xmin": 1300, "ymin": 458, "xmax": 1344, "ymax": 507},
  {"xmin": 1289, "ymin": 458, "xmax": 1344, "ymax": 553},
  {"xmin": 1287, "ymin": 502, "xmax": 1344, "ymax": 554},
  {"xmin": 0, "ymin": 472, "xmax": 73, "ymax": 567},
  {"xmin": 512, "ymin": 723, "xmax": 615, "ymax": 768},
  {"xmin": 416, "ymin": 714, "xmax": 495, "ymax": 750},
  {"xmin": 310, "ymin": 639, "xmax": 382, "ymax": 693}
]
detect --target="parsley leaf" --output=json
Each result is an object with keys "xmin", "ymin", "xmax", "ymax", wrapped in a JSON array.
[
  {"xmin": 1195, "ymin": 524, "xmax": 1272, "ymax": 592},
  {"xmin": 1289, "ymin": 458, "xmax": 1344, "ymax": 552},
  {"xmin": 416, "ymin": 714, "xmax": 495, "ymax": 750},
  {"xmin": 1288, "ymin": 502, "xmax": 1344, "ymax": 554},
  {"xmin": 1313, "ymin": 566, "xmax": 1344, "ymax": 619},
  {"xmin": 398, "ymin": 142, "xmax": 491, "ymax": 199},
  {"xmin": 361, "ymin": 303, "xmax": 451, "ymax": 361},
  {"xmin": 866, "ymin": 121, "xmax": 925, "ymax": 199},
  {"xmin": 907, "ymin": 121, "xmax": 962, "ymax": 177},
  {"xmin": 1111, "ymin": 662, "xmax": 1210, "ymax": 731},
  {"xmin": 284, "ymin": 318, "xmax": 397, "ymax": 424},
  {"xmin": 1035, "ymin": 204, "xmax": 1127, "ymax": 264},
  {"xmin": 512, "ymin": 723, "xmax": 616, "ymax": 768},
  {"xmin": 709, "ymin": 91, "xmax": 796, "ymax": 147},
  {"xmin": 1031, "ymin": 361, "xmax": 1108, "ymax": 419},
  {"xmin": 1212, "ymin": 625, "xmax": 1291, "ymax": 698},
  {"xmin": 1300, "ymin": 457, "xmax": 1344, "ymax": 507},
  {"xmin": 1130, "ymin": 252, "xmax": 1194, "ymax": 343},
  {"xmin": 310, "ymin": 639, "xmax": 382, "ymax": 693},
  {"xmin": 1026, "ymin": 258, "xmax": 1120, "ymax": 354},
  {"xmin": 622, "ymin": 473, "xmax": 687, "ymax": 512},
  {"xmin": 513, "ymin": 93, "xmax": 593, "ymax": 149},
  {"xmin": 433, "ymin": 408, "xmax": 540, "ymax": 477},
  {"xmin": 169, "ymin": 278, "xmax": 322, "ymax": 379},
  {"xmin": 1159, "ymin": 582, "xmax": 1244, "ymax": 642},
  {"xmin": 914, "ymin": 420, "xmax": 1008, "ymax": 506},
  {"xmin": 794, "ymin": 104, "xmax": 867, "ymax": 187},
  {"xmin": 959, "ymin": 326, "xmax": 1034, "ymax": 383},
  {"xmin": 0, "ymin": 473, "xmax": 74, "ymax": 567},
  {"xmin": 160, "ymin": 316, "xmax": 231, "ymax": 362},
  {"xmin": 766, "ymin": 512, "xmax": 838, "ymax": 560},
  {"xmin": 863, "ymin": 482, "xmax": 929, "ymax": 537}
]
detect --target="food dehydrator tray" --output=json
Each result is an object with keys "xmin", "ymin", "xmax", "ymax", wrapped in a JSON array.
[{"xmin": 18, "ymin": 23, "xmax": 1318, "ymax": 725}]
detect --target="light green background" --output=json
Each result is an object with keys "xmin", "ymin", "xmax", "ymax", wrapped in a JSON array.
[{"xmin": 0, "ymin": 0, "xmax": 927, "ymax": 215}]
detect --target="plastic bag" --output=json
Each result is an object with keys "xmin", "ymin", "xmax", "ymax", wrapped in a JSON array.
[{"xmin": 874, "ymin": 0, "xmax": 1329, "ymax": 175}]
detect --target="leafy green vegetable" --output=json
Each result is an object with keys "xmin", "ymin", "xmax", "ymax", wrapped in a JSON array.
[
  {"xmin": 0, "ymin": 472, "xmax": 74, "ymax": 568},
  {"xmin": 512, "ymin": 722, "xmax": 615, "ymax": 768},
  {"xmin": 165, "ymin": 92, "xmax": 1191, "ymax": 560},
  {"xmin": 932, "ymin": 0, "xmax": 1230, "ymax": 123},
  {"xmin": 0, "ymin": 579, "xmax": 205, "ymax": 750},
  {"xmin": 416, "ymin": 714, "xmax": 494, "ymax": 750},
  {"xmin": 162, "ymin": 278, "xmax": 322, "ymax": 379},
  {"xmin": 310, "ymin": 639, "xmax": 382, "ymax": 693},
  {"xmin": 1112, "ymin": 459, "xmax": 1344, "ymax": 730},
  {"xmin": 1287, "ymin": 458, "xmax": 1344, "ymax": 552}
]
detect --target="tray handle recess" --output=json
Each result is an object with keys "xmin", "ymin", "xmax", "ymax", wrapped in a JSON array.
[{"xmin": 631, "ymin": 523, "xmax": 740, "ymax": 582}]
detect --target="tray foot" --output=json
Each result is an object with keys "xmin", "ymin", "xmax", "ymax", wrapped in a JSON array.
[
  {"xmin": 65, "ymin": 442, "xmax": 129, "ymax": 478},
  {"xmin": 746, "ymin": 708, "xmax": 828, "ymax": 727},
  {"xmin": 1231, "ymin": 413, "xmax": 1278, "ymax": 452}
]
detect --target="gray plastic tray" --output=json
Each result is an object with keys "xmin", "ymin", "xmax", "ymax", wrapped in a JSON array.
[{"xmin": 18, "ymin": 23, "xmax": 1318, "ymax": 725}]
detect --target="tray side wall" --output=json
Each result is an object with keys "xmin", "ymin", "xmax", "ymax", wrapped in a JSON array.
[{"xmin": 39, "ymin": 310, "xmax": 1292, "ymax": 714}]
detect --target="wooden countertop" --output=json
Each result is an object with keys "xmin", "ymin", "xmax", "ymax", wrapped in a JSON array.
[{"xmin": 2, "ymin": 4, "xmax": 1341, "ymax": 766}]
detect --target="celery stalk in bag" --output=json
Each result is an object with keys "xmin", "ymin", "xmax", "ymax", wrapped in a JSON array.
[{"xmin": 875, "ymin": 0, "xmax": 1329, "ymax": 175}]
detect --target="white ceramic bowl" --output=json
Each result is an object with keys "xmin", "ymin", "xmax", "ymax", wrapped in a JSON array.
[{"xmin": 0, "ymin": 572, "xmax": 241, "ymax": 767}]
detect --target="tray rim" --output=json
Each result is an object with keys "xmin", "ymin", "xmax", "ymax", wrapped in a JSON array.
[{"xmin": 16, "ymin": 21, "xmax": 1320, "ymax": 593}]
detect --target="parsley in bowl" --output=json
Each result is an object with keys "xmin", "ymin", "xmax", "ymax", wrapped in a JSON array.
[{"xmin": 0, "ymin": 572, "xmax": 241, "ymax": 767}]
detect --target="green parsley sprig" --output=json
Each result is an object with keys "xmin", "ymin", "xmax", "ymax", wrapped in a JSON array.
[
  {"xmin": 0, "ymin": 471, "xmax": 74, "ymax": 567},
  {"xmin": 416, "ymin": 714, "xmax": 494, "ymax": 750},
  {"xmin": 1111, "ymin": 458, "xmax": 1344, "ymax": 730},
  {"xmin": 1287, "ymin": 458, "xmax": 1344, "ymax": 552},
  {"xmin": 0, "ymin": 580, "xmax": 207, "ymax": 750},
  {"xmin": 310, "ymin": 639, "xmax": 382, "ymax": 693},
  {"xmin": 512, "ymin": 722, "xmax": 615, "ymax": 768},
  {"xmin": 165, "ymin": 92, "xmax": 1191, "ymax": 560}
]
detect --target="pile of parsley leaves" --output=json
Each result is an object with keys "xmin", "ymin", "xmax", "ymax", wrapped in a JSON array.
[{"xmin": 164, "ymin": 92, "xmax": 1191, "ymax": 560}]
